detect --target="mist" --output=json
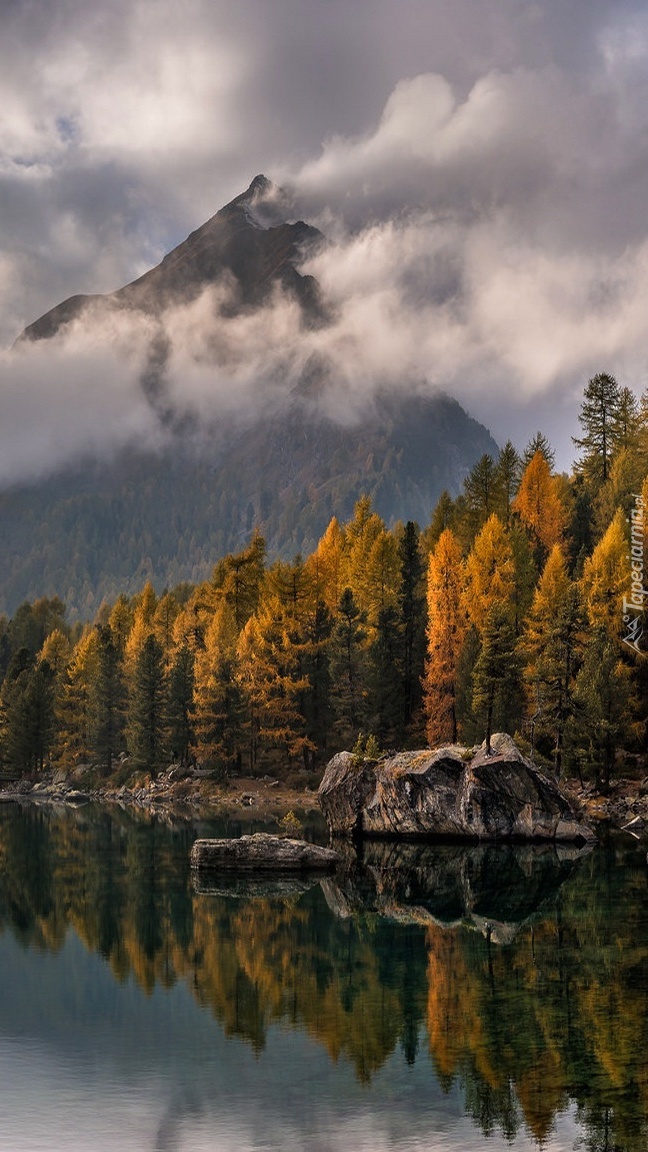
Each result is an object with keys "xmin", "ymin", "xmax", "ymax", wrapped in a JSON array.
[{"xmin": 2, "ymin": 0, "xmax": 648, "ymax": 480}]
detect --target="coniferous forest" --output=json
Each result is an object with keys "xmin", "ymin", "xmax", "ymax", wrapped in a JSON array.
[{"xmin": 1, "ymin": 373, "xmax": 646, "ymax": 788}]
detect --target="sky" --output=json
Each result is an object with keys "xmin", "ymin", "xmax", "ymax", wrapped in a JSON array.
[{"xmin": 2, "ymin": 0, "xmax": 648, "ymax": 480}]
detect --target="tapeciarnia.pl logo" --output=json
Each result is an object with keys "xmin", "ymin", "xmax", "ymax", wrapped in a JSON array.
[{"xmin": 622, "ymin": 493, "xmax": 646, "ymax": 655}]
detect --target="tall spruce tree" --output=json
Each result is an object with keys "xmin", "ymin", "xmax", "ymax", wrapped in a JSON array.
[
  {"xmin": 329, "ymin": 588, "xmax": 369, "ymax": 748},
  {"xmin": 127, "ymin": 634, "xmax": 167, "ymax": 776},
  {"xmin": 472, "ymin": 605, "xmax": 522, "ymax": 754},
  {"xmin": 572, "ymin": 372, "xmax": 621, "ymax": 488},
  {"xmin": 167, "ymin": 643, "xmax": 195, "ymax": 766},
  {"xmin": 368, "ymin": 605, "xmax": 406, "ymax": 748},
  {"xmin": 397, "ymin": 521, "xmax": 426, "ymax": 737},
  {"xmin": 91, "ymin": 624, "xmax": 125, "ymax": 775}
]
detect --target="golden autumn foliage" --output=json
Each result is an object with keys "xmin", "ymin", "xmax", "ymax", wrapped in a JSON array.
[
  {"xmin": 463, "ymin": 513, "xmax": 516, "ymax": 633},
  {"xmin": 512, "ymin": 450, "xmax": 566, "ymax": 556},
  {"xmin": 422, "ymin": 529, "xmax": 467, "ymax": 745},
  {"xmin": 580, "ymin": 507, "xmax": 628, "ymax": 636}
]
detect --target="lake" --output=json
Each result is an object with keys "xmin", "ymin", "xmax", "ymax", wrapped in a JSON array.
[{"xmin": 0, "ymin": 800, "xmax": 646, "ymax": 1152}]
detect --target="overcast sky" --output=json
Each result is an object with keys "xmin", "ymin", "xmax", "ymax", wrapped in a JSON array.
[{"xmin": 2, "ymin": 0, "xmax": 648, "ymax": 479}]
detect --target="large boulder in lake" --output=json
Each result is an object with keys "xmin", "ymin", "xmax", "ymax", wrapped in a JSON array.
[{"xmin": 318, "ymin": 733, "xmax": 594, "ymax": 844}]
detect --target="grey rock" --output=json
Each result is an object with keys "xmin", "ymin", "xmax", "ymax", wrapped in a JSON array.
[
  {"xmin": 318, "ymin": 733, "xmax": 595, "ymax": 844},
  {"xmin": 190, "ymin": 833, "xmax": 340, "ymax": 873}
]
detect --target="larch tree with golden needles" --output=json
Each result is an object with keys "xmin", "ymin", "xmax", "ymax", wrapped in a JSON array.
[
  {"xmin": 522, "ymin": 545, "xmax": 585, "ymax": 775},
  {"xmin": 580, "ymin": 508, "xmax": 628, "ymax": 639},
  {"xmin": 423, "ymin": 529, "xmax": 467, "ymax": 745},
  {"xmin": 512, "ymin": 450, "xmax": 566, "ymax": 562},
  {"xmin": 463, "ymin": 514, "xmax": 516, "ymax": 634}
]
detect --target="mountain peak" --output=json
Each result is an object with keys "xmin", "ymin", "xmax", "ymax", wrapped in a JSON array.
[{"xmin": 17, "ymin": 176, "xmax": 323, "ymax": 342}]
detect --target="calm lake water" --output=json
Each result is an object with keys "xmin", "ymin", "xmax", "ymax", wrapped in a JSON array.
[{"xmin": 0, "ymin": 801, "xmax": 646, "ymax": 1152}]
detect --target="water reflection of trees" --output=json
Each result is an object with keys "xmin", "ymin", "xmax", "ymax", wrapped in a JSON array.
[{"xmin": 0, "ymin": 804, "xmax": 647, "ymax": 1150}]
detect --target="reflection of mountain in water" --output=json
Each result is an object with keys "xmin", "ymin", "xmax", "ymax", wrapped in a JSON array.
[{"xmin": 322, "ymin": 840, "xmax": 592, "ymax": 942}]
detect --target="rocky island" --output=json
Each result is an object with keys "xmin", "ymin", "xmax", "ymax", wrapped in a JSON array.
[{"xmin": 318, "ymin": 733, "xmax": 595, "ymax": 844}]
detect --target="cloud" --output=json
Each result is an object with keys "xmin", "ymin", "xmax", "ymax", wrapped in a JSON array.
[{"xmin": 2, "ymin": 0, "xmax": 648, "ymax": 474}]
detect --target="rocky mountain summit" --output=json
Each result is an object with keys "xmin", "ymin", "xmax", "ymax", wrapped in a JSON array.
[
  {"xmin": 18, "ymin": 175, "xmax": 324, "ymax": 343},
  {"xmin": 3, "ymin": 176, "xmax": 499, "ymax": 616}
]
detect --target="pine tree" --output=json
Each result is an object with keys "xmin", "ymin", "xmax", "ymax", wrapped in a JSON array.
[
  {"xmin": 167, "ymin": 644, "xmax": 195, "ymax": 766},
  {"xmin": 397, "ymin": 521, "xmax": 427, "ymax": 736},
  {"xmin": 572, "ymin": 372, "xmax": 621, "ymax": 488},
  {"xmin": 91, "ymin": 624, "xmax": 125, "ymax": 775},
  {"xmin": 299, "ymin": 599, "xmax": 333, "ymax": 765},
  {"xmin": 0, "ymin": 649, "xmax": 55, "ymax": 773},
  {"xmin": 572, "ymin": 628, "xmax": 633, "ymax": 790},
  {"xmin": 522, "ymin": 432, "xmax": 555, "ymax": 470},
  {"xmin": 212, "ymin": 531, "xmax": 266, "ymax": 630},
  {"xmin": 127, "ymin": 634, "xmax": 167, "ymax": 776},
  {"xmin": 494, "ymin": 441, "xmax": 522, "ymax": 524},
  {"xmin": 462, "ymin": 454, "xmax": 499, "ymax": 541},
  {"xmin": 422, "ymin": 529, "xmax": 467, "ymax": 746},
  {"xmin": 472, "ymin": 605, "xmax": 522, "ymax": 754},
  {"xmin": 194, "ymin": 605, "xmax": 244, "ymax": 773},
  {"xmin": 236, "ymin": 604, "xmax": 314, "ymax": 773},
  {"xmin": 367, "ymin": 605, "xmax": 405, "ymax": 748},
  {"xmin": 329, "ymin": 588, "xmax": 369, "ymax": 748},
  {"xmin": 422, "ymin": 491, "xmax": 456, "ymax": 554},
  {"xmin": 522, "ymin": 546, "xmax": 585, "ymax": 775}
]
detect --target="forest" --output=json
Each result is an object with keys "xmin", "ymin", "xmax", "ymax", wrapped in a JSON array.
[{"xmin": 0, "ymin": 372, "xmax": 646, "ymax": 788}]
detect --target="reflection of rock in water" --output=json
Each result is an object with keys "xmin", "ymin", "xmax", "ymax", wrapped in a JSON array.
[
  {"xmin": 322, "ymin": 840, "xmax": 592, "ymax": 940},
  {"xmin": 192, "ymin": 873, "xmax": 323, "ymax": 900}
]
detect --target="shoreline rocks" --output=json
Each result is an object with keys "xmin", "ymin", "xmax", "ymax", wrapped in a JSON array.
[{"xmin": 318, "ymin": 733, "xmax": 596, "ymax": 844}]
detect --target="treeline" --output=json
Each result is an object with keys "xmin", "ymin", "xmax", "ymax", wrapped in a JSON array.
[{"xmin": 0, "ymin": 372, "xmax": 646, "ymax": 785}]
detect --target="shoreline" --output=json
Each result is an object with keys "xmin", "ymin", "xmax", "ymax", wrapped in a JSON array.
[{"xmin": 1, "ymin": 767, "xmax": 647, "ymax": 836}]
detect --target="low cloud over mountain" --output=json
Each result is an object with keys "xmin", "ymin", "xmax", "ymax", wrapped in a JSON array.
[{"xmin": 2, "ymin": 0, "xmax": 648, "ymax": 477}]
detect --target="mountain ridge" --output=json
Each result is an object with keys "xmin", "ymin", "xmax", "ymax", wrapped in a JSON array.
[{"xmin": 4, "ymin": 177, "xmax": 500, "ymax": 618}]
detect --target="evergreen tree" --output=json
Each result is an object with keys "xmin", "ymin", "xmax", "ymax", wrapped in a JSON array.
[
  {"xmin": 167, "ymin": 643, "xmax": 195, "ymax": 766},
  {"xmin": 300, "ymin": 599, "xmax": 333, "ymax": 764},
  {"xmin": 213, "ymin": 531, "xmax": 266, "ymax": 630},
  {"xmin": 572, "ymin": 372, "xmax": 621, "ymax": 488},
  {"xmin": 0, "ymin": 649, "xmax": 55, "ymax": 773},
  {"xmin": 194, "ymin": 605, "xmax": 244, "ymax": 773},
  {"xmin": 422, "ymin": 490, "xmax": 456, "ymax": 554},
  {"xmin": 127, "ymin": 634, "xmax": 167, "ymax": 776},
  {"xmin": 91, "ymin": 624, "xmax": 125, "ymax": 775},
  {"xmin": 522, "ymin": 432, "xmax": 555, "ymax": 470},
  {"xmin": 329, "ymin": 588, "xmax": 369, "ymax": 748},
  {"xmin": 472, "ymin": 605, "xmax": 522, "ymax": 754},
  {"xmin": 571, "ymin": 628, "xmax": 633, "ymax": 790},
  {"xmin": 367, "ymin": 605, "xmax": 406, "ymax": 748},
  {"xmin": 567, "ymin": 474, "xmax": 595, "ymax": 574},
  {"xmin": 462, "ymin": 454, "xmax": 499, "ymax": 541},
  {"xmin": 494, "ymin": 441, "xmax": 522, "ymax": 524},
  {"xmin": 397, "ymin": 521, "xmax": 426, "ymax": 736},
  {"xmin": 522, "ymin": 546, "xmax": 585, "ymax": 775}
]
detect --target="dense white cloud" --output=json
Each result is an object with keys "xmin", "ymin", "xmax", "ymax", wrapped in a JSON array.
[{"xmin": 1, "ymin": 0, "xmax": 648, "ymax": 477}]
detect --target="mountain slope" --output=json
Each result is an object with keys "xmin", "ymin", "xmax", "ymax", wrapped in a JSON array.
[
  {"xmin": 4, "ymin": 178, "xmax": 500, "ymax": 618},
  {"xmin": 18, "ymin": 175, "xmax": 325, "ymax": 342}
]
